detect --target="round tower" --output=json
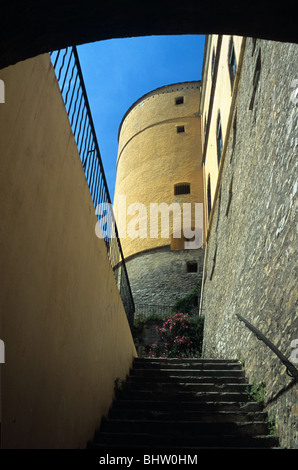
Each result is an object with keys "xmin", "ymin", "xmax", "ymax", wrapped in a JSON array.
[{"xmin": 114, "ymin": 81, "xmax": 205, "ymax": 314}]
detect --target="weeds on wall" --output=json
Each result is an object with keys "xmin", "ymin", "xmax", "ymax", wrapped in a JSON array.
[
  {"xmin": 247, "ymin": 380, "xmax": 266, "ymax": 402},
  {"xmin": 171, "ymin": 282, "xmax": 200, "ymax": 314},
  {"xmin": 266, "ymin": 415, "xmax": 277, "ymax": 436}
]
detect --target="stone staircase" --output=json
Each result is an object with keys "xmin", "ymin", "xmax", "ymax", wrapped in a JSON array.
[{"xmin": 88, "ymin": 358, "xmax": 279, "ymax": 450}]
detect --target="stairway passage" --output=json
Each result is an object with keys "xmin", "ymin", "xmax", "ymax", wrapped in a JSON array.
[{"xmin": 88, "ymin": 358, "xmax": 279, "ymax": 450}]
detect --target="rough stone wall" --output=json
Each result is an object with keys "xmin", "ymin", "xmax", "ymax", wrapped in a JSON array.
[
  {"xmin": 125, "ymin": 246, "xmax": 204, "ymax": 312},
  {"xmin": 201, "ymin": 39, "xmax": 298, "ymax": 448}
]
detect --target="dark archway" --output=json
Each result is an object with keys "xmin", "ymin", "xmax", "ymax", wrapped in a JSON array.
[{"xmin": 0, "ymin": 0, "xmax": 297, "ymax": 69}]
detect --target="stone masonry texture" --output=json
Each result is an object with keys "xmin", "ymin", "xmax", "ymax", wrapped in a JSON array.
[
  {"xmin": 125, "ymin": 246, "xmax": 204, "ymax": 313},
  {"xmin": 201, "ymin": 38, "xmax": 298, "ymax": 448}
]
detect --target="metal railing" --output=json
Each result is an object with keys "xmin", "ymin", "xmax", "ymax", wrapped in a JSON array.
[
  {"xmin": 50, "ymin": 46, "xmax": 134, "ymax": 330},
  {"xmin": 134, "ymin": 303, "xmax": 203, "ymax": 319},
  {"xmin": 236, "ymin": 314, "xmax": 298, "ymax": 382},
  {"xmin": 134, "ymin": 304, "xmax": 175, "ymax": 319}
]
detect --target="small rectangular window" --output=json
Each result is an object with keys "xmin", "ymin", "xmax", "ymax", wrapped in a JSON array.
[
  {"xmin": 216, "ymin": 114, "xmax": 223, "ymax": 166},
  {"xmin": 230, "ymin": 111, "xmax": 237, "ymax": 163},
  {"xmin": 174, "ymin": 183, "xmax": 190, "ymax": 195},
  {"xmin": 211, "ymin": 48, "xmax": 216, "ymax": 76},
  {"xmin": 187, "ymin": 261, "xmax": 198, "ymax": 273},
  {"xmin": 177, "ymin": 126, "xmax": 185, "ymax": 133},
  {"xmin": 228, "ymin": 39, "xmax": 237, "ymax": 90},
  {"xmin": 175, "ymin": 96, "xmax": 184, "ymax": 105},
  {"xmin": 204, "ymin": 114, "xmax": 207, "ymax": 137},
  {"xmin": 207, "ymin": 176, "xmax": 212, "ymax": 219}
]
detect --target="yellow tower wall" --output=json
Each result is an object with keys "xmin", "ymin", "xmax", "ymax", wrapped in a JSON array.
[{"xmin": 114, "ymin": 82, "xmax": 204, "ymax": 260}]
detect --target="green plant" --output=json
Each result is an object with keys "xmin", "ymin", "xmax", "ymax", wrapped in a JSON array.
[
  {"xmin": 237, "ymin": 349, "xmax": 245, "ymax": 368},
  {"xmin": 266, "ymin": 415, "xmax": 276, "ymax": 436},
  {"xmin": 247, "ymin": 380, "xmax": 266, "ymax": 402},
  {"xmin": 148, "ymin": 313, "xmax": 204, "ymax": 359},
  {"xmin": 171, "ymin": 282, "xmax": 200, "ymax": 315},
  {"xmin": 114, "ymin": 377, "xmax": 129, "ymax": 398}
]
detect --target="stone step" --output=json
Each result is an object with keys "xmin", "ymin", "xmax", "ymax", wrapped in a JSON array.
[
  {"xmin": 88, "ymin": 358, "xmax": 279, "ymax": 449},
  {"xmin": 126, "ymin": 374, "xmax": 247, "ymax": 384},
  {"xmin": 112, "ymin": 399, "xmax": 263, "ymax": 413},
  {"xmin": 99, "ymin": 418, "xmax": 269, "ymax": 436},
  {"xmin": 133, "ymin": 358, "xmax": 239, "ymax": 365},
  {"xmin": 90, "ymin": 432, "xmax": 279, "ymax": 449},
  {"xmin": 108, "ymin": 408, "xmax": 268, "ymax": 423},
  {"xmin": 132, "ymin": 361, "xmax": 242, "ymax": 371},
  {"xmin": 130, "ymin": 368, "xmax": 245, "ymax": 377},
  {"xmin": 122, "ymin": 382, "xmax": 249, "ymax": 393},
  {"xmin": 113, "ymin": 390, "xmax": 250, "ymax": 402}
]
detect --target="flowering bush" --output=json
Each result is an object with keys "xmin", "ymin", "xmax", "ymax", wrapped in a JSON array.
[{"xmin": 148, "ymin": 313, "xmax": 204, "ymax": 359}]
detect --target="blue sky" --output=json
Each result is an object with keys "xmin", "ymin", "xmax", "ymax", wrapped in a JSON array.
[{"xmin": 77, "ymin": 35, "xmax": 206, "ymax": 196}]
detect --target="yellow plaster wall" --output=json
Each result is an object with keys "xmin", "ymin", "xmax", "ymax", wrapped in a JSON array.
[
  {"xmin": 0, "ymin": 54, "xmax": 136, "ymax": 448},
  {"xmin": 199, "ymin": 35, "xmax": 244, "ymax": 233},
  {"xmin": 114, "ymin": 83, "xmax": 204, "ymax": 259},
  {"xmin": 200, "ymin": 35, "xmax": 219, "ymax": 148}
]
